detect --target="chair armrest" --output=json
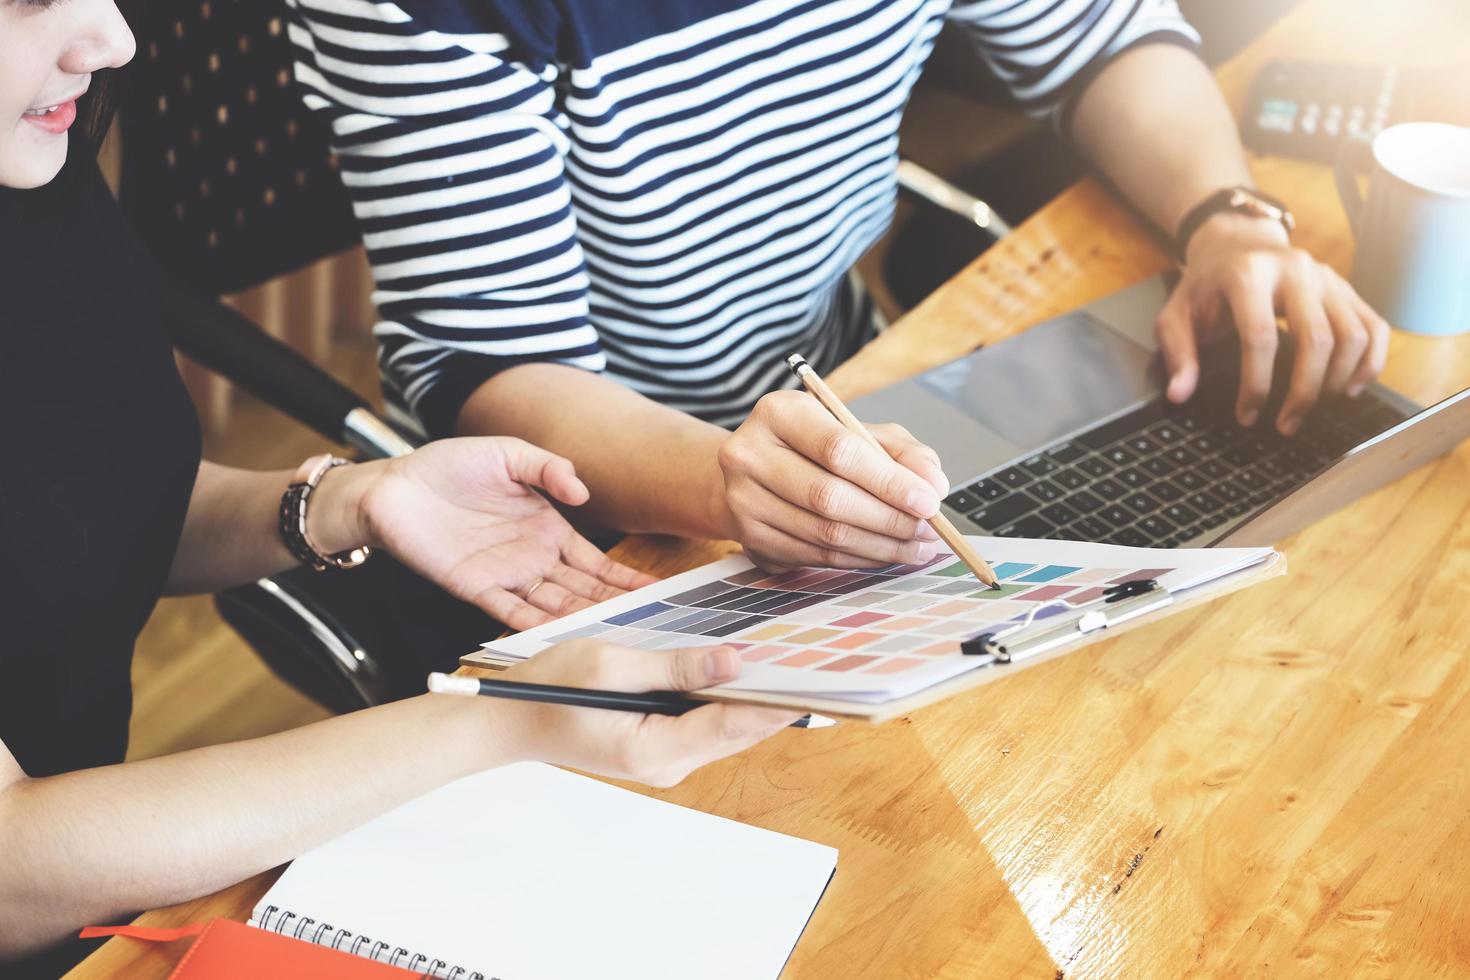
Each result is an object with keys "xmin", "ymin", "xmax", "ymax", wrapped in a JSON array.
[
  {"xmin": 896, "ymin": 160, "xmax": 1014, "ymax": 237},
  {"xmin": 160, "ymin": 281, "xmax": 414, "ymax": 458}
]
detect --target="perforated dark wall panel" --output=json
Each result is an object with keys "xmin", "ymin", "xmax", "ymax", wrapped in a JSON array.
[{"xmin": 118, "ymin": 0, "xmax": 359, "ymax": 294}]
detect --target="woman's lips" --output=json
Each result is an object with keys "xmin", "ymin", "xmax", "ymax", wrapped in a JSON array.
[{"xmin": 22, "ymin": 100, "xmax": 78, "ymax": 135}]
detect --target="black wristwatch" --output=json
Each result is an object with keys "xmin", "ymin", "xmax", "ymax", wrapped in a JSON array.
[{"xmin": 1175, "ymin": 186, "xmax": 1295, "ymax": 262}]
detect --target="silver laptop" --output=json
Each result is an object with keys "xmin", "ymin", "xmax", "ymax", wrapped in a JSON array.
[{"xmin": 851, "ymin": 276, "xmax": 1470, "ymax": 548}]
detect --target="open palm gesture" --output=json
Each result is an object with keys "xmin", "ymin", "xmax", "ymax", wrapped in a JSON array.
[{"xmin": 358, "ymin": 438, "xmax": 656, "ymax": 629}]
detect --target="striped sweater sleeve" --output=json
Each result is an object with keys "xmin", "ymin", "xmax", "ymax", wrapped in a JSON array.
[
  {"xmin": 945, "ymin": 0, "xmax": 1201, "ymax": 129},
  {"xmin": 286, "ymin": 0, "xmax": 601, "ymax": 437}
]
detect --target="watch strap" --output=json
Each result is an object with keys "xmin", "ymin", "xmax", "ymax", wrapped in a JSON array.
[{"xmin": 1176, "ymin": 186, "xmax": 1295, "ymax": 262}]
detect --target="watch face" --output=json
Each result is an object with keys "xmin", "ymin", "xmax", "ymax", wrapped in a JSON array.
[
  {"xmin": 1228, "ymin": 188, "xmax": 1294, "ymax": 229},
  {"xmin": 1244, "ymin": 198, "xmax": 1276, "ymax": 219}
]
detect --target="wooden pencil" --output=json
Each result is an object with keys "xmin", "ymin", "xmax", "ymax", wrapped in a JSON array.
[{"xmin": 786, "ymin": 354, "xmax": 1002, "ymax": 590}]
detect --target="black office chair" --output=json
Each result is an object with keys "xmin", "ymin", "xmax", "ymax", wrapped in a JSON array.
[{"xmin": 116, "ymin": 0, "xmax": 509, "ymax": 713}]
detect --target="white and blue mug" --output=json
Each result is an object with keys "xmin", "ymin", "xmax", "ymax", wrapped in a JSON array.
[{"xmin": 1334, "ymin": 122, "xmax": 1470, "ymax": 336}]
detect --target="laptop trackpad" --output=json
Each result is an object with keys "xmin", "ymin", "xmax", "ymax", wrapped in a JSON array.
[{"xmin": 852, "ymin": 314, "xmax": 1163, "ymax": 481}]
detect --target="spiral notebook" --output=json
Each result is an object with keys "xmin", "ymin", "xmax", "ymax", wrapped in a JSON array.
[{"xmin": 247, "ymin": 763, "xmax": 837, "ymax": 980}]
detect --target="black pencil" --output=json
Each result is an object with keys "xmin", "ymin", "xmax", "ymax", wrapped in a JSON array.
[{"xmin": 427, "ymin": 673, "xmax": 835, "ymax": 728}]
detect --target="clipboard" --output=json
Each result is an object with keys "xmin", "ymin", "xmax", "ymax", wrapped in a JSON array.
[{"xmin": 467, "ymin": 551, "xmax": 1287, "ymax": 724}]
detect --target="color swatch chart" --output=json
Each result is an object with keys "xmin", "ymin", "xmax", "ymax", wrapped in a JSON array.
[{"xmin": 470, "ymin": 537, "xmax": 1277, "ymax": 703}]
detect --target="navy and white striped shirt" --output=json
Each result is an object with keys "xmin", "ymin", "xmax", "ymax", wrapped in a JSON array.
[{"xmin": 286, "ymin": 0, "xmax": 1198, "ymax": 436}]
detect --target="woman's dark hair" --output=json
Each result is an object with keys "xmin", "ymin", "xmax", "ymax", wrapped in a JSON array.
[{"xmin": 72, "ymin": 69, "xmax": 123, "ymax": 161}]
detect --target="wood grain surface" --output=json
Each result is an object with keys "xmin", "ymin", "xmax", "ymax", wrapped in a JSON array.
[{"xmin": 69, "ymin": 1, "xmax": 1470, "ymax": 977}]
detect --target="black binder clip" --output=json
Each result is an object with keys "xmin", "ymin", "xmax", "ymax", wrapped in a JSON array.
[
  {"xmin": 961, "ymin": 578, "xmax": 1172, "ymax": 664},
  {"xmin": 1103, "ymin": 578, "xmax": 1158, "ymax": 601}
]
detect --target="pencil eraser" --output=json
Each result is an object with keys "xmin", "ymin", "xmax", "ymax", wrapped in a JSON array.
[{"xmin": 427, "ymin": 673, "xmax": 479, "ymax": 695}]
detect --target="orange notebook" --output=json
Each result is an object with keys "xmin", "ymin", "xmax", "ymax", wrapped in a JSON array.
[{"xmin": 80, "ymin": 919, "xmax": 426, "ymax": 979}]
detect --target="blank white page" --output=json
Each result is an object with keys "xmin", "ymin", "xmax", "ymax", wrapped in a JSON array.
[{"xmin": 250, "ymin": 763, "xmax": 836, "ymax": 979}]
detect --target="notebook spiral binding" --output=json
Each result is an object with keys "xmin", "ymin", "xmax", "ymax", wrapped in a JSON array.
[{"xmin": 257, "ymin": 905, "xmax": 488, "ymax": 979}]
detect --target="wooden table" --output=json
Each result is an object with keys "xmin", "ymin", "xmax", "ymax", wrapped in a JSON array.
[{"xmin": 71, "ymin": 2, "xmax": 1470, "ymax": 976}]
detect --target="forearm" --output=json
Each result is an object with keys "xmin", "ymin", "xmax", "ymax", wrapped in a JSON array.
[
  {"xmin": 1070, "ymin": 43, "xmax": 1254, "ymax": 239},
  {"xmin": 166, "ymin": 461, "xmax": 373, "ymax": 594},
  {"xmin": 456, "ymin": 365, "xmax": 734, "ymax": 540},
  {"xmin": 0, "ymin": 694, "xmax": 515, "ymax": 958}
]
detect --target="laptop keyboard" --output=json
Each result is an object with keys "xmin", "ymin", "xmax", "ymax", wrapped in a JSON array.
[{"xmin": 944, "ymin": 380, "xmax": 1410, "ymax": 547}]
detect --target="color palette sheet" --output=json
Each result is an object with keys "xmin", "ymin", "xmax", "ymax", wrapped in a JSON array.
[{"xmin": 467, "ymin": 537, "xmax": 1276, "ymax": 705}]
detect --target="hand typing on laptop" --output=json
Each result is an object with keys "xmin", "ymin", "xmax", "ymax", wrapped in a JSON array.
[
  {"xmin": 1157, "ymin": 213, "xmax": 1390, "ymax": 436},
  {"xmin": 717, "ymin": 389, "xmax": 950, "ymax": 571},
  {"xmin": 1069, "ymin": 45, "xmax": 1391, "ymax": 439}
]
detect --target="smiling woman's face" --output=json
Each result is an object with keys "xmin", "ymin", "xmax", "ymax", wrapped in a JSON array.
[{"xmin": 0, "ymin": 0, "xmax": 134, "ymax": 188}]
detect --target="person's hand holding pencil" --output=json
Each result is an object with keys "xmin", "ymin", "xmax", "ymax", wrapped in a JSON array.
[
  {"xmin": 785, "ymin": 356, "xmax": 1000, "ymax": 587},
  {"xmin": 716, "ymin": 359, "xmax": 952, "ymax": 573},
  {"xmin": 481, "ymin": 640, "xmax": 803, "ymax": 788}
]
